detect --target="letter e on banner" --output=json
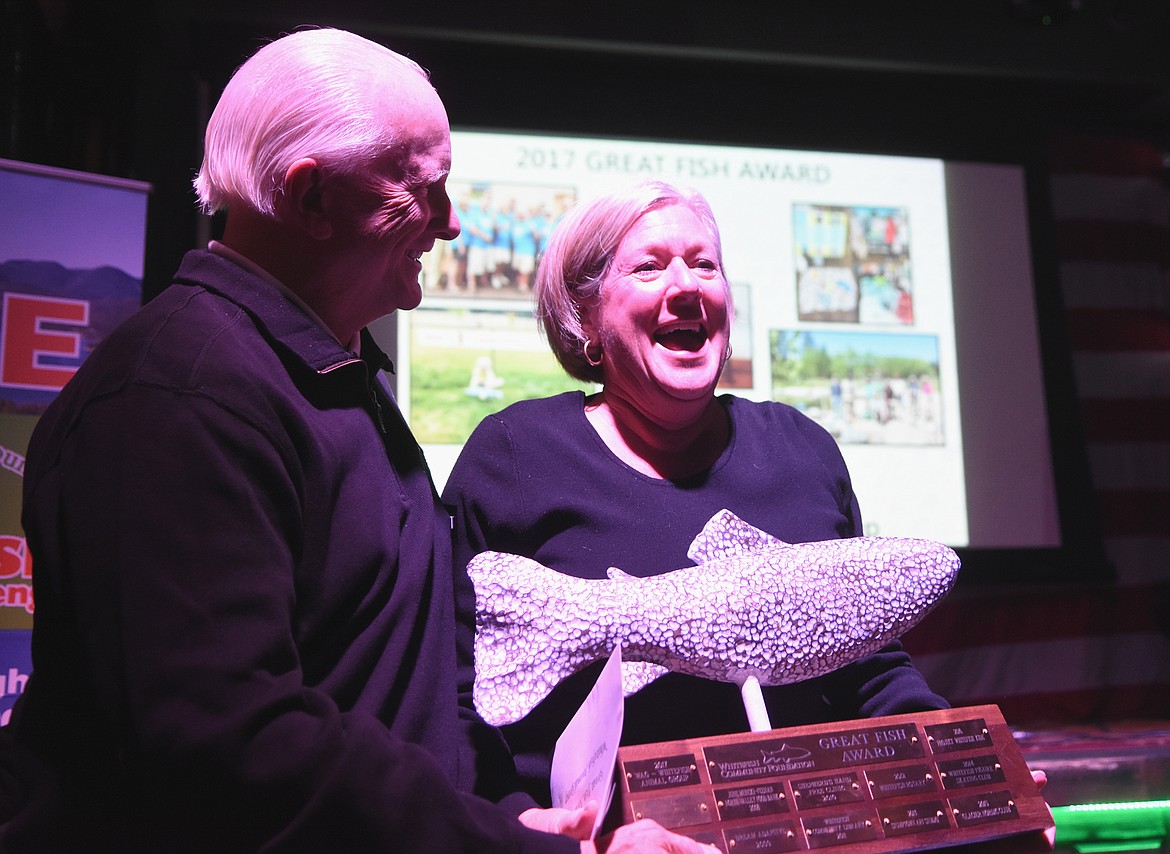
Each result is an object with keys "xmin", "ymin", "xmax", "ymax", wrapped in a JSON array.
[{"xmin": 1, "ymin": 292, "xmax": 90, "ymax": 392}]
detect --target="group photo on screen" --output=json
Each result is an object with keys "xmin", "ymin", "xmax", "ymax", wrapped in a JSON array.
[
  {"xmin": 423, "ymin": 180, "xmax": 575, "ymax": 299},
  {"xmin": 793, "ymin": 203, "xmax": 915, "ymax": 326},
  {"xmin": 770, "ymin": 329, "xmax": 945, "ymax": 447}
]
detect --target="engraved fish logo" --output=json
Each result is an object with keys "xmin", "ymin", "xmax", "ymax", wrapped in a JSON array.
[
  {"xmin": 761, "ymin": 745, "xmax": 812, "ymax": 763},
  {"xmin": 469, "ymin": 509, "xmax": 960, "ymax": 726}
]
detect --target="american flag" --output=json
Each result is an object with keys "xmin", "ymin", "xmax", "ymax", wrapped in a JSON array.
[{"xmin": 905, "ymin": 135, "xmax": 1170, "ymax": 725}]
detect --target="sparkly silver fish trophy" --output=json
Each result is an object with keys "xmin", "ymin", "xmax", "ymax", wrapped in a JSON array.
[
  {"xmin": 469, "ymin": 509, "xmax": 961, "ymax": 729},
  {"xmin": 469, "ymin": 512, "xmax": 1054, "ymax": 853}
]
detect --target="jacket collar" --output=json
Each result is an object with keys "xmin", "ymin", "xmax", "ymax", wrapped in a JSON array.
[{"xmin": 172, "ymin": 249, "xmax": 393, "ymax": 377}]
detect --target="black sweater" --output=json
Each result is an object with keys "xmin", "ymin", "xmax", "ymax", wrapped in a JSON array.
[{"xmin": 445, "ymin": 391, "xmax": 949, "ymax": 805}]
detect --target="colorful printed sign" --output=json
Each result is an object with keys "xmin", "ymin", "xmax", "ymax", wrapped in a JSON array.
[{"xmin": 0, "ymin": 158, "xmax": 149, "ymax": 711}]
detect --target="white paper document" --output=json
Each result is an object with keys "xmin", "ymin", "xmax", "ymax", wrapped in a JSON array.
[{"xmin": 549, "ymin": 645, "xmax": 624, "ymax": 838}]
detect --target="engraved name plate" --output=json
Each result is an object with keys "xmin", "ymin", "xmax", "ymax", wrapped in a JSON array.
[
  {"xmin": 705, "ymin": 737, "xmax": 818, "ymax": 784},
  {"xmin": 724, "ymin": 820, "xmax": 802, "ymax": 853},
  {"xmin": 629, "ymin": 790, "xmax": 715, "ymax": 828},
  {"xmin": 937, "ymin": 754, "xmax": 1007, "ymax": 790},
  {"xmin": 616, "ymin": 705, "xmax": 1052, "ymax": 854},
  {"xmin": 714, "ymin": 783, "xmax": 789, "ymax": 821},
  {"xmin": 926, "ymin": 718, "xmax": 993, "ymax": 754},
  {"xmin": 878, "ymin": 800, "xmax": 950, "ymax": 837},
  {"xmin": 704, "ymin": 722, "xmax": 923, "ymax": 785},
  {"xmin": 792, "ymin": 773, "xmax": 864, "ymax": 809},
  {"xmin": 802, "ymin": 807, "xmax": 881, "ymax": 848},
  {"xmin": 624, "ymin": 753, "xmax": 701, "ymax": 793},
  {"xmin": 865, "ymin": 763, "xmax": 937, "ymax": 799},
  {"xmin": 950, "ymin": 790, "xmax": 1020, "ymax": 828}
]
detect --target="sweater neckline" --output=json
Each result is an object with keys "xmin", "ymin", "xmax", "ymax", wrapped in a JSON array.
[{"xmin": 568, "ymin": 390, "xmax": 737, "ymax": 486}]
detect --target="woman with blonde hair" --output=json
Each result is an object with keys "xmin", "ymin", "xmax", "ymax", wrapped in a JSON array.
[{"xmin": 444, "ymin": 179, "xmax": 948, "ymax": 805}]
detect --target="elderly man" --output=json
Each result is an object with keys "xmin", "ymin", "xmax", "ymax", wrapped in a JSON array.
[{"xmin": 2, "ymin": 28, "xmax": 711, "ymax": 854}]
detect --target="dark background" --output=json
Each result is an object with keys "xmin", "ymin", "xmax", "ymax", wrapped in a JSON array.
[
  {"xmin": 4, "ymin": 0, "xmax": 1169, "ymax": 299},
  {"xmin": 4, "ymin": 0, "xmax": 1169, "ymax": 584},
  {"xmin": 4, "ymin": 0, "xmax": 1170, "ymax": 726}
]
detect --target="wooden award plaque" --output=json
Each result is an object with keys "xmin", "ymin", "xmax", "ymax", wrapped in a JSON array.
[{"xmin": 616, "ymin": 705, "xmax": 1052, "ymax": 853}]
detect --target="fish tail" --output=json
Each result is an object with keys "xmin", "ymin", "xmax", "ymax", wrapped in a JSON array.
[{"xmin": 467, "ymin": 551, "xmax": 613, "ymax": 726}]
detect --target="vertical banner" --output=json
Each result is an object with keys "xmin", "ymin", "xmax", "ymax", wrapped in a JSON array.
[{"xmin": 0, "ymin": 158, "xmax": 149, "ymax": 723}]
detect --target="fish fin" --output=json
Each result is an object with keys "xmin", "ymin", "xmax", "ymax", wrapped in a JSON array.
[
  {"xmin": 621, "ymin": 660, "xmax": 669, "ymax": 696},
  {"xmin": 606, "ymin": 566, "xmax": 635, "ymax": 581},
  {"xmin": 687, "ymin": 509, "xmax": 787, "ymax": 564}
]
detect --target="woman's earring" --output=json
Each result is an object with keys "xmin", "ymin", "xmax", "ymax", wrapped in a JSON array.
[{"xmin": 584, "ymin": 339, "xmax": 603, "ymax": 367}]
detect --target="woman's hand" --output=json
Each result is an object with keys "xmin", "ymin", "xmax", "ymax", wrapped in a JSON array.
[{"xmin": 1031, "ymin": 768, "xmax": 1056, "ymax": 849}]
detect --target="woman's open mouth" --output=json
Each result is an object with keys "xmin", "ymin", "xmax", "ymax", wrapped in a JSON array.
[{"xmin": 654, "ymin": 321, "xmax": 708, "ymax": 353}]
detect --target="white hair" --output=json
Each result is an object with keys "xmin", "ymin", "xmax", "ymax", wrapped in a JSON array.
[{"xmin": 193, "ymin": 28, "xmax": 431, "ymax": 216}]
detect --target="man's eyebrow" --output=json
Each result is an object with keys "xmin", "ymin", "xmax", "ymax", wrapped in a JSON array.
[
  {"xmin": 398, "ymin": 165, "xmax": 449, "ymax": 188},
  {"xmin": 369, "ymin": 165, "xmax": 448, "ymax": 193}
]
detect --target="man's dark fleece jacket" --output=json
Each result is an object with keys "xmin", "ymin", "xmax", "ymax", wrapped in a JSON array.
[{"xmin": 2, "ymin": 249, "xmax": 576, "ymax": 853}]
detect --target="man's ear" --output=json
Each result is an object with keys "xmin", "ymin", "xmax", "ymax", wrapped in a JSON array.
[{"xmin": 280, "ymin": 157, "xmax": 333, "ymax": 240}]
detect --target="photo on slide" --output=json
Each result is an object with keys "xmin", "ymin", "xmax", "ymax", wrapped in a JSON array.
[
  {"xmin": 717, "ymin": 282, "xmax": 753, "ymax": 390},
  {"xmin": 792, "ymin": 203, "xmax": 913, "ymax": 326},
  {"xmin": 422, "ymin": 180, "xmax": 576, "ymax": 300},
  {"xmin": 770, "ymin": 328, "xmax": 943, "ymax": 446},
  {"xmin": 407, "ymin": 305, "xmax": 592, "ymax": 446}
]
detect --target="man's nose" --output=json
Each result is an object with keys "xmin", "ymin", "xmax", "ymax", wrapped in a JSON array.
[{"xmin": 433, "ymin": 186, "xmax": 460, "ymax": 240}]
